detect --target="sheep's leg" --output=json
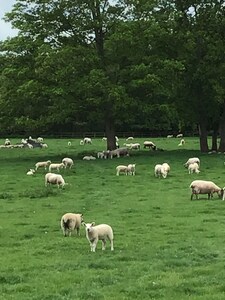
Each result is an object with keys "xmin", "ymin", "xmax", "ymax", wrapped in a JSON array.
[
  {"xmin": 92, "ymin": 240, "xmax": 98, "ymax": 252},
  {"xmin": 76, "ymin": 228, "xmax": 80, "ymax": 236},
  {"xmin": 102, "ymin": 240, "xmax": 106, "ymax": 250},
  {"xmin": 110, "ymin": 239, "xmax": 114, "ymax": 251}
]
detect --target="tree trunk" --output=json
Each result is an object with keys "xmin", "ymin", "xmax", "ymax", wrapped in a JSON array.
[
  {"xmin": 105, "ymin": 116, "xmax": 116, "ymax": 150},
  {"xmin": 198, "ymin": 122, "xmax": 208, "ymax": 152},
  {"xmin": 211, "ymin": 127, "xmax": 218, "ymax": 151},
  {"xmin": 218, "ymin": 100, "xmax": 225, "ymax": 152}
]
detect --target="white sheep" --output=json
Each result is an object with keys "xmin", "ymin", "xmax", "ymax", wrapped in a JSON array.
[
  {"xmin": 80, "ymin": 140, "xmax": 84, "ymax": 145},
  {"xmin": 45, "ymin": 173, "xmax": 66, "ymax": 188},
  {"xmin": 83, "ymin": 156, "xmax": 96, "ymax": 160},
  {"xmin": 97, "ymin": 152, "xmax": 105, "ymax": 159},
  {"xmin": 115, "ymin": 136, "xmax": 119, "ymax": 142},
  {"xmin": 68, "ymin": 141, "xmax": 72, "ymax": 146},
  {"xmin": 102, "ymin": 137, "xmax": 107, "ymax": 141},
  {"xmin": 83, "ymin": 222, "xmax": 114, "ymax": 252},
  {"xmin": 5, "ymin": 138, "xmax": 11, "ymax": 146},
  {"xmin": 162, "ymin": 163, "xmax": 170, "ymax": 174},
  {"xmin": 116, "ymin": 165, "xmax": 128, "ymax": 176},
  {"xmin": 129, "ymin": 143, "xmax": 141, "ymax": 150},
  {"xmin": 184, "ymin": 157, "xmax": 200, "ymax": 168},
  {"xmin": 83, "ymin": 137, "xmax": 92, "ymax": 144},
  {"xmin": 154, "ymin": 164, "xmax": 168, "ymax": 179},
  {"xmin": 127, "ymin": 164, "xmax": 136, "ymax": 175},
  {"xmin": 61, "ymin": 213, "xmax": 83, "ymax": 236},
  {"xmin": 178, "ymin": 139, "xmax": 185, "ymax": 146},
  {"xmin": 49, "ymin": 162, "xmax": 65, "ymax": 172},
  {"xmin": 41, "ymin": 143, "xmax": 48, "ymax": 148},
  {"xmin": 143, "ymin": 141, "xmax": 156, "ymax": 150},
  {"xmin": 35, "ymin": 160, "xmax": 51, "ymax": 171},
  {"xmin": 37, "ymin": 137, "xmax": 43, "ymax": 143},
  {"xmin": 126, "ymin": 136, "xmax": 134, "ymax": 141},
  {"xmin": 26, "ymin": 169, "xmax": 35, "ymax": 175},
  {"xmin": 190, "ymin": 180, "xmax": 222, "ymax": 200},
  {"xmin": 176, "ymin": 133, "xmax": 183, "ymax": 138},
  {"xmin": 62, "ymin": 157, "xmax": 74, "ymax": 169},
  {"xmin": 188, "ymin": 162, "xmax": 200, "ymax": 174},
  {"xmin": 167, "ymin": 135, "xmax": 173, "ymax": 138}
]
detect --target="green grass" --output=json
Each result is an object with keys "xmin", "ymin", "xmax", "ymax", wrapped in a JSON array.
[{"xmin": 1, "ymin": 137, "xmax": 225, "ymax": 300}]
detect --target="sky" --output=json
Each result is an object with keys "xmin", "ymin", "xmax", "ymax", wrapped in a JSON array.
[{"xmin": 0, "ymin": 0, "xmax": 18, "ymax": 41}]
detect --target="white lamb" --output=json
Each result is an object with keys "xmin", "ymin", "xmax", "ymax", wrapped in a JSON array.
[
  {"xmin": 116, "ymin": 165, "xmax": 128, "ymax": 176},
  {"xmin": 26, "ymin": 169, "xmax": 35, "ymax": 175},
  {"xmin": 102, "ymin": 137, "xmax": 107, "ymax": 141},
  {"xmin": 167, "ymin": 135, "xmax": 173, "ymax": 138},
  {"xmin": 178, "ymin": 139, "xmax": 185, "ymax": 146},
  {"xmin": 83, "ymin": 156, "xmax": 96, "ymax": 160},
  {"xmin": 188, "ymin": 162, "xmax": 200, "ymax": 174},
  {"xmin": 126, "ymin": 136, "xmax": 134, "ymax": 141},
  {"xmin": 68, "ymin": 141, "xmax": 71, "ymax": 146},
  {"xmin": 83, "ymin": 222, "xmax": 114, "ymax": 252},
  {"xmin": 80, "ymin": 140, "xmax": 84, "ymax": 145},
  {"xmin": 176, "ymin": 133, "xmax": 183, "ymax": 138},
  {"xmin": 35, "ymin": 160, "xmax": 51, "ymax": 171},
  {"xmin": 130, "ymin": 143, "xmax": 141, "ymax": 150},
  {"xmin": 162, "ymin": 163, "xmax": 170, "ymax": 174},
  {"xmin": 37, "ymin": 137, "xmax": 43, "ymax": 143},
  {"xmin": 49, "ymin": 162, "xmax": 65, "ymax": 172},
  {"xmin": 184, "ymin": 157, "xmax": 200, "ymax": 168},
  {"xmin": 45, "ymin": 173, "xmax": 66, "ymax": 188},
  {"xmin": 60, "ymin": 213, "xmax": 83, "ymax": 236},
  {"xmin": 97, "ymin": 152, "xmax": 105, "ymax": 159},
  {"xmin": 190, "ymin": 180, "xmax": 222, "ymax": 200},
  {"xmin": 62, "ymin": 157, "xmax": 74, "ymax": 169},
  {"xmin": 154, "ymin": 164, "xmax": 168, "ymax": 179},
  {"xmin": 127, "ymin": 164, "xmax": 136, "ymax": 175},
  {"xmin": 83, "ymin": 137, "xmax": 92, "ymax": 144}
]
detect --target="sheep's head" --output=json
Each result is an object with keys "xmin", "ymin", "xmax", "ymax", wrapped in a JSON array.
[{"xmin": 83, "ymin": 222, "xmax": 95, "ymax": 233}]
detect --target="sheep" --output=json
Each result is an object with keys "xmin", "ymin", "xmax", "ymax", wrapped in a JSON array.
[
  {"xmin": 68, "ymin": 141, "xmax": 71, "ymax": 146},
  {"xmin": 162, "ymin": 163, "xmax": 170, "ymax": 175},
  {"xmin": 97, "ymin": 151, "xmax": 105, "ymax": 159},
  {"xmin": 176, "ymin": 133, "xmax": 183, "ymax": 138},
  {"xmin": 49, "ymin": 162, "xmax": 65, "ymax": 172},
  {"xmin": 178, "ymin": 139, "xmax": 185, "ymax": 146},
  {"xmin": 167, "ymin": 135, "xmax": 173, "ymax": 138},
  {"xmin": 115, "ymin": 136, "xmax": 119, "ymax": 142},
  {"xmin": 126, "ymin": 136, "xmax": 134, "ymax": 141},
  {"xmin": 83, "ymin": 156, "xmax": 96, "ymax": 160},
  {"xmin": 45, "ymin": 173, "xmax": 66, "ymax": 188},
  {"xmin": 26, "ymin": 169, "xmax": 35, "ymax": 175},
  {"xmin": 37, "ymin": 137, "xmax": 43, "ymax": 143},
  {"xmin": 35, "ymin": 160, "xmax": 51, "ymax": 171},
  {"xmin": 83, "ymin": 137, "xmax": 92, "ymax": 144},
  {"xmin": 62, "ymin": 157, "xmax": 74, "ymax": 169},
  {"xmin": 82, "ymin": 222, "xmax": 114, "ymax": 252},
  {"xmin": 4, "ymin": 138, "xmax": 11, "ymax": 146},
  {"xmin": 184, "ymin": 157, "xmax": 200, "ymax": 168},
  {"xmin": 129, "ymin": 143, "xmax": 141, "ymax": 150},
  {"xmin": 80, "ymin": 140, "xmax": 84, "ymax": 145},
  {"xmin": 190, "ymin": 180, "xmax": 223, "ymax": 200},
  {"xmin": 102, "ymin": 137, "xmax": 107, "ymax": 141},
  {"xmin": 116, "ymin": 165, "xmax": 128, "ymax": 176},
  {"xmin": 61, "ymin": 213, "xmax": 83, "ymax": 236},
  {"xmin": 41, "ymin": 143, "xmax": 48, "ymax": 148},
  {"xmin": 110, "ymin": 147, "xmax": 129, "ymax": 159},
  {"xmin": 154, "ymin": 164, "xmax": 168, "ymax": 178},
  {"xmin": 127, "ymin": 164, "xmax": 136, "ymax": 175},
  {"xmin": 143, "ymin": 141, "xmax": 156, "ymax": 150},
  {"xmin": 188, "ymin": 162, "xmax": 200, "ymax": 174}
]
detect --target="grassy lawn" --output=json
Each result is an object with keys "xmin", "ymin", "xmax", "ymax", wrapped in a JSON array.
[{"xmin": 1, "ymin": 137, "xmax": 225, "ymax": 300}]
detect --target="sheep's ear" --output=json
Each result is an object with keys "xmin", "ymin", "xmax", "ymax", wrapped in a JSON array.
[
  {"xmin": 91, "ymin": 222, "xmax": 95, "ymax": 226},
  {"xmin": 80, "ymin": 213, "xmax": 83, "ymax": 217},
  {"xmin": 81, "ymin": 221, "xmax": 86, "ymax": 227}
]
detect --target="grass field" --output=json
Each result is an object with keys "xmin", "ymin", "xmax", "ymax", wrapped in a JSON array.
[{"xmin": 1, "ymin": 137, "xmax": 225, "ymax": 300}]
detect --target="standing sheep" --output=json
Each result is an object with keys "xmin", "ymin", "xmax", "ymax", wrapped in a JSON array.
[
  {"xmin": 154, "ymin": 164, "xmax": 169, "ymax": 178},
  {"xmin": 35, "ymin": 160, "xmax": 51, "ymax": 171},
  {"xmin": 116, "ymin": 165, "xmax": 128, "ymax": 176},
  {"xmin": 184, "ymin": 157, "xmax": 200, "ymax": 168},
  {"xmin": 45, "ymin": 173, "xmax": 66, "ymax": 188},
  {"xmin": 127, "ymin": 164, "xmax": 136, "ymax": 175},
  {"xmin": 188, "ymin": 162, "xmax": 200, "ymax": 174},
  {"xmin": 82, "ymin": 222, "xmax": 114, "ymax": 252},
  {"xmin": 61, "ymin": 213, "xmax": 83, "ymax": 236},
  {"xmin": 49, "ymin": 162, "xmax": 65, "ymax": 172},
  {"xmin": 62, "ymin": 157, "xmax": 74, "ymax": 169},
  {"xmin": 190, "ymin": 180, "xmax": 223, "ymax": 200}
]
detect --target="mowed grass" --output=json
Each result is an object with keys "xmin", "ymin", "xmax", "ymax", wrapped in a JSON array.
[{"xmin": 1, "ymin": 137, "xmax": 225, "ymax": 300}]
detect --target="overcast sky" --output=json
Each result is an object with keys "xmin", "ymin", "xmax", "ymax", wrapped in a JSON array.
[{"xmin": 0, "ymin": 0, "xmax": 18, "ymax": 41}]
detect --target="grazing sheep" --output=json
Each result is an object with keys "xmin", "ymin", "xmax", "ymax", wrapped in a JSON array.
[
  {"xmin": 154, "ymin": 164, "xmax": 169, "ymax": 178},
  {"xmin": 45, "ymin": 173, "xmax": 66, "ymax": 188},
  {"xmin": 35, "ymin": 160, "xmax": 51, "ymax": 171},
  {"xmin": 167, "ymin": 135, "xmax": 173, "ymax": 138},
  {"xmin": 83, "ymin": 137, "xmax": 92, "ymax": 144},
  {"xmin": 49, "ymin": 162, "xmax": 65, "ymax": 172},
  {"xmin": 83, "ymin": 156, "xmax": 96, "ymax": 160},
  {"xmin": 129, "ymin": 143, "xmax": 141, "ymax": 150},
  {"xmin": 178, "ymin": 139, "xmax": 185, "ymax": 146},
  {"xmin": 126, "ymin": 137, "xmax": 134, "ymax": 141},
  {"xmin": 26, "ymin": 169, "xmax": 35, "ymax": 175},
  {"xmin": 188, "ymin": 162, "xmax": 200, "ymax": 174},
  {"xmin": 116, "ymin": 165, "xmax": 128, "ymax": 176},
  {"xmin": 41, "ymin": 143, "xmax": 48, "ymax": 148},
  {"xmin": 176, "ymin": 133, "xmax": 183, "ymax": 138},
  {"xmin": 143, "ymin": 141, "xmax": 156, "ymax": 150},
  {"xmin": 62, "ymin": 157, "xmax": 74, "ymax": 169},
  {"xmin": 190, "ymin": 180, "xmax": 222, "ymax": 200},
  {"xmin": 37, "ymin": 137, "xmax": 43, "ymax": 143},
  {"xmin": 102, "ymin": 137, "xmax": 107, "ymax": 141},
  {"xmin": 61, "ymin": 213, "xmax": 83, "ymax": 236},
  {"xmin": 127, "ymin": 164, "xmax": 136, "ymax": 175},
  {"xmin": 184, "ymin": 157, "xmax": 200, "ymax": 168},
  {"xmin": 4, "ymin": 138, "xmax": 11, "ymax": 146},
  {"xmin": 83, "ymin": 222, "xmax": 114, "ymax": 252},
  {"xmin": 110, "ymin": 147, "xmax": 129, "ymax": 159}
]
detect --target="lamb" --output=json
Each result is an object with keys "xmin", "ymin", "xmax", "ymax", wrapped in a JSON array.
[
  {"xmin": 49, "ymin": 162, "xmax": 65, "ymax": 172},
  {"xmin": 37, "ymin": 137, "xmax": 43, "ymax": 143},
  {"xmin": 26, "ymin": 169, "xmax": 35, "ymax": 175},
  {"xmin": 127, "ymin": 164, "xmax": 136, "ymax": 175},
  {"xmin": 68, "ymin": 141, "xmax": 71, "ymax": 146},
  {"xmin": 188, "ymin": 162, "xmax": 200, "ymax": 174},
  {"xmin": 116, "ymin": 165, "xmax": 128, "ymax": 176},
  {"xmin": 62, "ymin": 157, "xmax": 74, "ymax": 169},
  {"xmin": 83, "ymin": 156, "xmax": 96, "ymax": 160},
  {"xmin": 35, "ymin": 160, "xmax": 51, "ymax": 171},
  {"xmin": 167, "ymin": 135, "xmax": 173, "ymax": 138},
  {"xmin": 83, "ymin": 137, "xmax": 92, "ymax": 144},
  {"xmin": 129, "ymin": 143, "xmax": 141, "ymax": 150},
  {"xmin": 80, "ymin": 140, "xmax": 84, "ymax": 145},
  {"xmin": 178, "ymin": 139, "xmax": 185, "ymax": 146},
  {"xmin": 102, "ymin": 137, "xmax": 107, "ymax": 141},
  {"xmin": 176, "ymin": 133, "xmax": 183, "ymax": 138},
  {"xmin": 190, "ymin": 180, "xmax": 223, "ymax": 200},
  {"xmin": 60, "ymin": 213, "xmax": 83, "ymax": 236},
  {"xmin": 97, "ymin": 151, "xmax": 105, "ymax": 159},
  {"xmin": 41, "ymin": 143, "xmax": 48, "ymax": 148},
  {"xmin": 82, "ymin": 222, "xmax": 114, "ymax": 252},
  {"xmin": 184, "ymin": 157, "xmax": 200, "ymax": 168},
  {"xmin": 126, "ymin": 136, "xmax": 134, "ymax": 141},
  {"xmin": 5, "ymin": 138, "xmax": 11, "ymax": 146},
  {"xmin": 154, "ymin": 164, "xmax": 169, "ymax": 178},
  {"xmin": 110, "ymin": 147, "xmax": 129, "ymax": 159},
  {"xmin": 143, "ymin": 141, "xmax": 156, "ymax": 150},
  {"xmin": 162, "ymin": 163, "xmax": 170, "ymax": 174},
  {"xmin": 45, "ymin": 173, "xmax": 66, "ymax": 188}
]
